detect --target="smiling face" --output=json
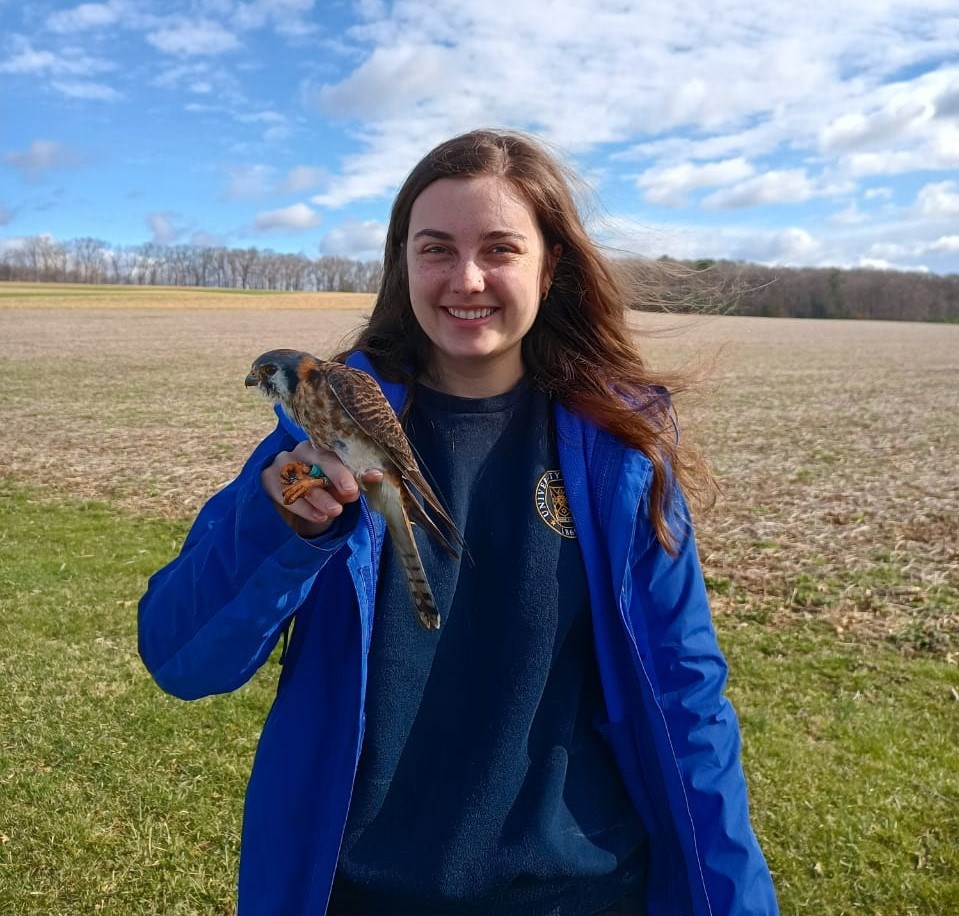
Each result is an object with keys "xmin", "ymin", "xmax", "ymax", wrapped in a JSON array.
[{"xmin": 405, "ymin": 175, "xmax": 557, "ymax": 397}]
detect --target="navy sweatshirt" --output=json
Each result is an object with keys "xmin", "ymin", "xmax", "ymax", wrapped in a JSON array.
[{"xmin": 329, "ymin": 381, "xmax": 647, "ymax": 915}]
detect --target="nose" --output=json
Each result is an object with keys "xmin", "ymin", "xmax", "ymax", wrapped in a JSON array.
[{"xmin": 451, "ymin": 258, "xmax": 485, "ymax": 294}]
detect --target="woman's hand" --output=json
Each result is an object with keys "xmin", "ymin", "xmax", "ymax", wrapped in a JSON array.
[{"xmin": 261, "ymin": 440, "xmax": 383, "ymax": 538}]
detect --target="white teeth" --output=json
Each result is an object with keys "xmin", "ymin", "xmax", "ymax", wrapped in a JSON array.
[{"xmin": 447, "ymin": 307, "xmax": 493, "ymax": 320}]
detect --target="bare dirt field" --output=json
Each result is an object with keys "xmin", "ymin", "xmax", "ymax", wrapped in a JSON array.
[{"xmin": 2, "ymin": 293, "xmax": 956, "ymax": 655}]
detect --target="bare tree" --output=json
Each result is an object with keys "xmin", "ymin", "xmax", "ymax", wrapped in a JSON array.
[{"xmin": 69, "ymin": 237, "xmax": 108, "ymax": 283}]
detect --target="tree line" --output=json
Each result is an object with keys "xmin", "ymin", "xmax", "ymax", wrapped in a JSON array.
[
  {"xmin": 0, "ymin": 235, "xmax": 383, "ymax": 293},
  {"xmin": 1, "ymin": 236, "xmax": 956, "ymax": 322},
  {"xmin": 622, "ymin": 257, "xmax": 959, "ymax": 323}
]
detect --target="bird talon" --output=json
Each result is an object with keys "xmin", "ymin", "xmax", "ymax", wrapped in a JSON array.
[{"xmin": 279, "ymin": 462, "xmax": 329, "ymax": 505}]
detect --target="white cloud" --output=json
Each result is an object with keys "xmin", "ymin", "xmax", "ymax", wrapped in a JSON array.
[
  {"xmin": 824, "ymin": 69, "xmax": 959, "ymax": 180},
  {"xmin": 50, "ymin": 79, "xmax": 121, "ymax": 101},
  {"xmin": 233, "ymin": 0, "xmax": 317, "ymax": 37},
  {"xmin": 154, "ymin": 64, "xmax": 247, "ymax": 107},
  {"xmin": 858, "ymin": 258, "xmax": 929, "ymax": 273},
  {"xmin": 320, "ymin": 219, "xmax": 386, "ymax": 259},
  {"xmin": 147, "ymin": 20, "xmax": 242, "ymax": 56},
  {"xmin": 296, "ymin": 1, "xmax": 959, "ymax": 225},
  {"xmin": 146, "ymin": 211, "xmax": 185, "ymax": 244},
  {"xmin": 867, "ymin": 241, "xmax": 910, "ymax": 261},
  {"xmin": 637, "ymin": 157, "xmax": 755, "ymax": 206},
  {"xmin": 745, "ymin": 227, "xmax": 821, "ymax": 265},
  {"xmin": 617, "ymin": 120, "xmax": 789, "ymax": 171},
  {"xmin": 936, "ymin": 83, "xmax": 959, "ymax": 118},
  {"xmin": 863, "ymin": 187, "xmax": 893, "ymax": 201},
  {"xmin": 914, "ymin": 181, "xmax": 959, "ymax": 219},
  {"xmin": 47, "ymin": 1, "xmax": 128, "ymax": 33},
  {"xmin": 317, "ymin": 44, "xmax": 455, "ymax": 120},
  {"xmin": 226, "ymin": 164, "xmax": 278, "ymax": 200},
  {"xmin": 254, "ymin": 203, "xmax": 320, "ymax": 232},
  {"xmin": 929, "ymin": 235, "xmax": 959, "ymax": 253},
  {"xmin": 819, "ymin": 99, "xmax": 932, "ymax": 152},
  {"xmin": 594, "ymin": 217, "xmax": 830, "ymax": 268},
  {"xmin": 701, "ymin": 170, "xmax": 818, "ymax": 209},
  {"xmin": 3, "ymin": 140, "xmax": 85, "ymax": 183},
  {"xmin": 0, "ymin": 236, "xmax": 30, "ymax": 256},
  {"xmin": 828, "ymin": 202, "xmax": 868, "ymax": 227},
  {"xmin": 234, "ymin": 110, "xmax": 291, "ymax": 142},
  {"xmin": 280, "ymin": 166, "xmax": 327, "ymax": 194},
  {"xmin": 226, "ymin": 163, "xmax": 327, "ymax": 200},
  {"xmin": 856, "ymin": 233, "xmax": 959, "ymax": 263},
  {"xmin": 310, "ymin": 126, "xmax": 449, "ymax": 207},
  {"xmin": 153, "ymin": 62, "xmax": 208, "ymax": 88},
  {"xmin": 930, "ymin": 122, "xmax": 959, "ymax": 165},
  {"xmin": 0, "ymin": 35, "xmax": 113, "ymax": 77},
  {"xmin": 842, "ymin": 124, "xmax": 959, "ymax": 177},
  {"xmin": 308, "ymin": 2, "xmax": 850, "ymax": 205}
]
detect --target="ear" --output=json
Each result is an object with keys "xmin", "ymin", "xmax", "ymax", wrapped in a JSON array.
[
  {"xmin": 548, "ymin": 243, "xmax": 563, "ymax": 275},
  {"xmin": 541, "ymin": 243, "xmax": 563, "ymax": 299}
]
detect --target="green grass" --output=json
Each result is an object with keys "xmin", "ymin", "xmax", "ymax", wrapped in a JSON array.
[
  {"xmin": 0, "ymin": 483, "xmax": 276, "ymax": 914},
  {"xmin": 722, "ymin": 623, "xmax": 959, "ymax": 913},
  {"xmin": 1, "ymin": 481, "xmax": 957, "ymax": 913}
]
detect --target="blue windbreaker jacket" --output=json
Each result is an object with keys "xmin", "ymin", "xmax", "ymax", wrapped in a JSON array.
[{"xmin": 138, "ymin": 354, "xmax": 778, "ymax": 915}]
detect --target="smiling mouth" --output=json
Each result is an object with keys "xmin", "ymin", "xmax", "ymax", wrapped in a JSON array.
[{"xmin": 445, "ymin": 307, "xmax": 494, "ymax": 320}]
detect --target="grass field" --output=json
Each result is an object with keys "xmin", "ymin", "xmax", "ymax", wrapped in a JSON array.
[{"xmin": 1, "ymin": 283, "xmax": 957, "ymax": 913}]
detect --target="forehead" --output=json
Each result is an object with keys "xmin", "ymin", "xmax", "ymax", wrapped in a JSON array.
[{"xmin": 408, "ymin": 176, "xmax": 541, "ymax": 237}]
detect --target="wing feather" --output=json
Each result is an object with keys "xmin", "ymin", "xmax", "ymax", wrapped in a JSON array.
[{"xmin": 325, "ymin": 363, "xmax": 463, "ymax": 550}]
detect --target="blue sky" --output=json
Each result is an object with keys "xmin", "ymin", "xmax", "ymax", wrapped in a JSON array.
[{"xmin": 2, "ymin": 0, "xmax": 958, "ymax": 273}]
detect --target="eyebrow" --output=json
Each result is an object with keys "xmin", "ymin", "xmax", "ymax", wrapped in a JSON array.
[{"xmin": 411, "ymin": 228, "xmax": 529, "ymax": 243}]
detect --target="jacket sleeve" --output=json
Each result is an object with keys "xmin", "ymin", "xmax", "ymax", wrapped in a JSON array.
[
  {"xmin": 138, "ymin": 424, "xmax": 358, "ymax": 701},
  {"xmin": 629, "ymin": 491, "xmax": 779, "ymax": 915}
]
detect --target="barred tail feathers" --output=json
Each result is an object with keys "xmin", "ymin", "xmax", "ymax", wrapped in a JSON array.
[{"xmin": 369, "ymin": 477, "xmax": 441, "ymax": 630}]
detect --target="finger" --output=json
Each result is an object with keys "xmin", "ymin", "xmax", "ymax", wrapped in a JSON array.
[
  {"xmin": 281, "ymin": 499, "xmax": 334, "ymax": 537},
  {"xmin": 290, "ymin": 444, "xmax": 360, "ymax": 503},
  {"xmin": 319, "ymin": 460, "xmax": 360, "ymax": 503},
  {"xmin": 301, "ymin": 487, "xmax": 347, "ymax": 519}
]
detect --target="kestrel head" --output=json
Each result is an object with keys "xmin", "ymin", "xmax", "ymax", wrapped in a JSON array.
[{"xmin": 245, "ymin": 349, "xmax": 307, "ymax": 409}]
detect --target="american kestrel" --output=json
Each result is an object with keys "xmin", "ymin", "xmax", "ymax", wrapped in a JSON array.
[{"xmin": 245, "ymin": 349, "xmax": 462, "ymax": 630}]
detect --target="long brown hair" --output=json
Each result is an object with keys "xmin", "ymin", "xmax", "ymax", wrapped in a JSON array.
[{"xmin": 339, "ymin": 128, "xmax": 715, "ymax": 552}]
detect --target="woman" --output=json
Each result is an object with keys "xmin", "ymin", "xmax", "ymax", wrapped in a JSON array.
[{"xmin": 139, "ymin": 129, "xmax": 778, "ymax": 915}]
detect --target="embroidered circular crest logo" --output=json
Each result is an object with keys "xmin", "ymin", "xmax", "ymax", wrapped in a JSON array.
[{"xmin": 534, "ymin": 470, "xmax": 576, "ymax": 539}]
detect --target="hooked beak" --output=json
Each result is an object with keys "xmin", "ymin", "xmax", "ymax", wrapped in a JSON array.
[{"xmin": 244, "ymin": 371, "xmax": 258, "ymax": 387}]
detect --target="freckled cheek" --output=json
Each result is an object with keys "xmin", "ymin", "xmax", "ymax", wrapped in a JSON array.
[{"xmin": 409, "ymin": 263, "xmax": 452, "ymax": 291}]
